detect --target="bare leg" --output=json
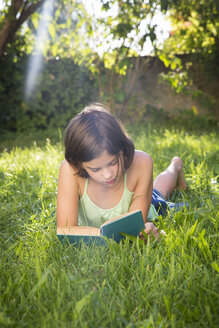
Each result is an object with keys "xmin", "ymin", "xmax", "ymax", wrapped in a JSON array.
[{"xmin": 153, "ymin": 157, "xmax": 187, "ymax": 199}]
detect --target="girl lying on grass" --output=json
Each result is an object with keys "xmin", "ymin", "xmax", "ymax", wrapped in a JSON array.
[{"xmin": 57, "ymin": 103, "xmax": 187, "ymax": 238}]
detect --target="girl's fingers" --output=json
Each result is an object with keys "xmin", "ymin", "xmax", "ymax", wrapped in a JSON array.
[
  {"xmin": 144, "ymin": 222, "xmax": 159, "ymax": 238},
  {"xmin": 139, "ymin": 223, "xmax": 166, "ymax": 239}
]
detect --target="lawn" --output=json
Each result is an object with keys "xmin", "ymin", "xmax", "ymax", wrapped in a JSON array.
[{"xmin": 0, "ymin": 122, "xmax": 218, "ymax": 327}]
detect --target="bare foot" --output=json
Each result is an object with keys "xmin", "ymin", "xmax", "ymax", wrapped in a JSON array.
[{"xmin": 171, "ymin": 157, "xmax": 187, "ymax": 191}]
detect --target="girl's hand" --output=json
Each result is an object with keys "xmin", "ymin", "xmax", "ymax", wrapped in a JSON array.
[
  {"xmin": 139, "ymin": 222, "xmax": 166, "ymax": 240},
  {"xmin": 145, "ymin": 222, "xmax": 160, "ymax": 238},
  {"xmin": 139, "ymin": 222, "xmax": 160, "ymax": 239}
]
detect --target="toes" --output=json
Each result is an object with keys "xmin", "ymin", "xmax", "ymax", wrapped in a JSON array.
[{"xmin": 171, "ymin": 156, "xmax": 183, "ymax": 171}]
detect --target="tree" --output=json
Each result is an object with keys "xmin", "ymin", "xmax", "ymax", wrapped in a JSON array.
[
  {"xmin": 157, "ymin": 0, "xmax": 219, "ymax": 94},
  {"xmin": 0, "ymin": 0, "xmax": 45, "ymax": 57},
  {"xmin": 162, "ymin": 0, "xmax": 219, "ymax": 59},
  {"xmin": 98, "ymin": 0, "xmax": 219, "ymax": 96},
  {"xmin": 98, "ymin": 0, "xmax": 161, "ymax": 70}
]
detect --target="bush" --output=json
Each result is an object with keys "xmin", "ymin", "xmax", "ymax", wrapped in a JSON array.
[{"xmin": 0, "ymin": 55, "xmax": 97, "ymax": 132}]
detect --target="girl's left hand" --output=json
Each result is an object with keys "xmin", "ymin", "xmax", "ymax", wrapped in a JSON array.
[{"xmin": 139, "ymin": 222, "xmax": 160, "ymax": 239}]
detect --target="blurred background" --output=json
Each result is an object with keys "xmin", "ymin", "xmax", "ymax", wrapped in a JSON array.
[{"xmin": 0, "ymin": 0, "xmax": 218, "ymax": 134}]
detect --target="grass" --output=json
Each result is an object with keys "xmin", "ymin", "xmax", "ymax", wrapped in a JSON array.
[{"xmin": 0, "ymin": 122, "xmax": 218, "ymax": 327}]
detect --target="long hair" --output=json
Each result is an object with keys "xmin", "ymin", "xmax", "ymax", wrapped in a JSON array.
[{"xmin": 64, "ymin": 103, "xmax": 135, "ymax": 177}]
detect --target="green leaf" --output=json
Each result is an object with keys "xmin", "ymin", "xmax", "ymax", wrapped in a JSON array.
[{"xmin": 49, "ymin": 23, "xmax": 56, "ymax": 41}]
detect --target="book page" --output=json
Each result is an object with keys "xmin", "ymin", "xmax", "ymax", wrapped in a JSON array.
[
  {"xmin": 57, "ymin": 226, "xmax": 101, "ymax": 236},
  {"xmin": 100, "ymin": 210, "xmax": 140, "ymax": 227}
]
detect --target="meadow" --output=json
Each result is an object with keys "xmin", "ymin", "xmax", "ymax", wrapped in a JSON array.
[{"xmin": 0, "ymin": 121, "xmax": 218, "ymax": 328}]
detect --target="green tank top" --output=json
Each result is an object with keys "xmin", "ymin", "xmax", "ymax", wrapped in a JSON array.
[{"xmin": 78, "ymin": 173, "xmax": 157, "ymax": 228}]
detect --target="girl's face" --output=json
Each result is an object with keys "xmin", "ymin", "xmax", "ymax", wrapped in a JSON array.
[{"xmin": 82, "ymin": 150, "xmax": 123, "ymax": 187}]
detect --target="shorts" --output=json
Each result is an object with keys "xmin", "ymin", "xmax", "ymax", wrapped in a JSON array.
[{"xmin": 152, "ymin": 188, "xmax": 189, "ymax": 216}]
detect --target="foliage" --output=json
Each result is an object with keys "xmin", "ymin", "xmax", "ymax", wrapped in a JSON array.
[
  {"xmin": 97, "ymin": 0, "xmax": 219, "ymax": 97},
  {"xmin": 0, "ymin": 0, "xmax": 93, "ymax": 62},
  {"xmin": 96, "ymin": 0, "xmax": 162, "ymax": 75},
  {"xmin": 0, "ymin": 55, "xmax": 96, "ymax": 132},
  {"xmin": 41, "ymin": 0, "xmax": 93, "ymax": 62},
  {"xmin": 158, "ymin": 59, "xmax": 191, "ymax": 94},
  {"xmin": 158, "ymin": 0, "xmax": 219, "ymax": 93},
  {"xmin": 0, "ymin": 0, "xmax": 46, "ymax": 56},
  {"xmin": 0, "ymin": 0, "xmax": 218, "ymax": 127},
  {"xmin": 162, "ymin": 0, "xmax": 219, "ymax": 58},
  {"xmin": 0, "ymin": 123, "xmax": 218, "ymax": 327},
  {"xmin": 0, "ymin": 52, "xmax": 218, "ymax": 133},
  {"xmin": 1, "ymin": 0, "xmax": 218, "ymax": 74}
]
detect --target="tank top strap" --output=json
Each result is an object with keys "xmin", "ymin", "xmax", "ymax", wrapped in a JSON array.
[
  {"xmin": 84, "ymin": 178, "xmax": 88, "ymax": 194},
  {"xmin": 124, "ymin": 172, "xmax": 128, "ymax": 189}
]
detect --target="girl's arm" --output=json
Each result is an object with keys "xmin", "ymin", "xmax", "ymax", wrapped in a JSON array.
[
  {"xmin": 128, "ymin": 151, "xmax": 153, "ymax": 220},
  {"xmin": 128, "ymin": 151, "xmax": 159, "ymax": 238},
  {"xmin": 57, "ymin": 160, "xmax": 79, "ymax": 227},
  {"xmin": 57, "ymin": 160, "xmax": 102, "ymax": 230}
]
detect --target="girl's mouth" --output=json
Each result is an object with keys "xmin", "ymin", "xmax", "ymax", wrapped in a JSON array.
[{"xmin": 105, "ymin": 178, "xmax": 116, "ymax": 185}]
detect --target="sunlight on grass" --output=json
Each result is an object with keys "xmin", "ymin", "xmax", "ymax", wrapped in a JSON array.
[{"xmin": 0, "ymin": 125, "xmax": 218, "ymax": 327}]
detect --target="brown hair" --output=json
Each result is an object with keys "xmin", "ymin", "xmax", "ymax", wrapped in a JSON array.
[{"xmin": 64, "ymin": 103, "xmax": 135, "ymax": 177}]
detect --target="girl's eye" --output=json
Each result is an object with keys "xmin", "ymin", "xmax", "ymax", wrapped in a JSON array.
[
  {"xmin": 109, "ymin": 160, "xmax": 117, "ymax": 166},
  {"xmin": 90, "ymin": 168, "xmax": 99, "ymax": 172}
]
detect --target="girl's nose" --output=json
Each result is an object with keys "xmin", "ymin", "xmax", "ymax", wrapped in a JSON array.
[{"xmin": 102, "ymin": 167, "xmax": 113, "ymax": 180}]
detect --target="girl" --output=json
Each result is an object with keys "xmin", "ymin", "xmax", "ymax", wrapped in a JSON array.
[{"xmin": 57, "ymin": 103, "xmax": 187, "ymax": 238}]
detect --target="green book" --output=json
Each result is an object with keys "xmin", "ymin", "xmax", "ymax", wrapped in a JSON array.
[{"xmin": 57, "ymin": 210, "xmax": 145, "ymax": 245}]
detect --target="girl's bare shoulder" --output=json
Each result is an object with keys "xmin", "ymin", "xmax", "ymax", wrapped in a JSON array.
[
  {"xmin": 131, "ymin": 150, "xmax": 153, "ymax": 169},
  {"xmin": 126, "ymin": 151, "xmax": 153, "ymax": 190},
  {"xmin": 60, "ymin": 159, "xmax": 76, "ymax": 172},
  {"xmin": 59, "ymin": 160, "xmax": 80, "ymax": 183},
  {"xmin": 59, "ymin": 159, "xmax": 85, "ymax": 194}
]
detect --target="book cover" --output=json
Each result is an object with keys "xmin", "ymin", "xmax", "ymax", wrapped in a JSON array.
[
  {"xmin": 57, "ymin": 226, "xmax": 107, "ymax": 246},
  {"xmin": 57, "ymin": 210, "xmax": 145, "ymax": 245},
  {"xmin": 100, "ymin": 210, "xmax": 145, "ymax": 243}
]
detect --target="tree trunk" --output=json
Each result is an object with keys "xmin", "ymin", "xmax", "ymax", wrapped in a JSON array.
[
  {"xmin": 0, "ymin": 19, "xmax": 18, "ymax": 56},
  {"xmin": 0, "ymin": 0, "xmax": 45, "ymax": 57},
  {"xmin": 119, "ymin": 56, "xmax": 143, "ymax": 115}
]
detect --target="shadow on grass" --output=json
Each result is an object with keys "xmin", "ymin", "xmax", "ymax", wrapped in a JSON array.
[{"xmin": 0, "ymin": 127, "xmax": 64, "ymax": 152}]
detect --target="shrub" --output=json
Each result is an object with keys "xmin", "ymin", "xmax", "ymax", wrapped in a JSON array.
[{"xmin": 0, "ymin": 55, "xmax": 97, "ymax": 132}]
